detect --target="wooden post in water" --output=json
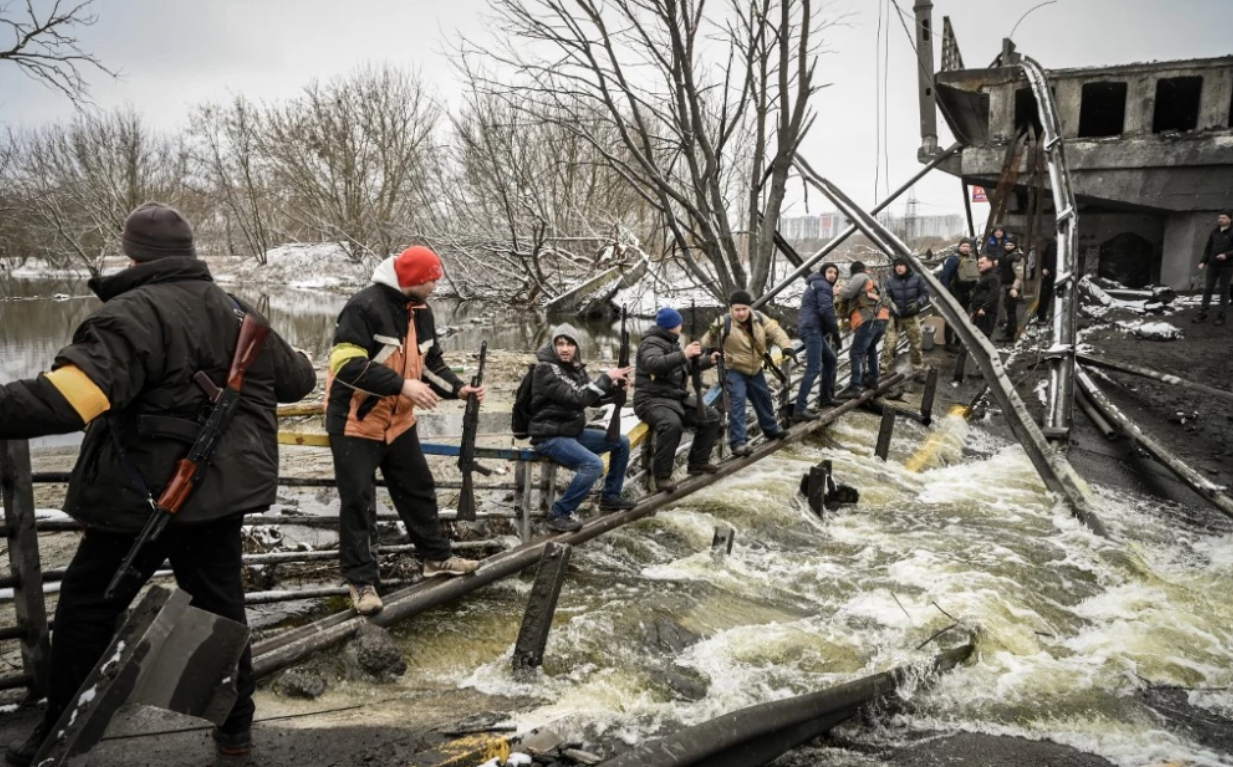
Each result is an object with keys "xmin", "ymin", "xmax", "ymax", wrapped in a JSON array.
[
  {"xmin": 952, "ymin": 348, "xmax": 968, "ymax": 384},
  {"xmin": 921, "ymin": 367, "xmax": 939, "ymax": 425},
  {"xmin": 512, "ymin": 543, "xmax": 571, "ymax": 671},
  {"xmin": 0, "ymin": 440, "xmax": 51, "ymax": 700},
  {"xmin": 710, "ymin": 526, "xmax": 735, "ymax": 556},
  {"xmin": 875, "ymin": 409, "xmax": 896, "ymax": 461}
]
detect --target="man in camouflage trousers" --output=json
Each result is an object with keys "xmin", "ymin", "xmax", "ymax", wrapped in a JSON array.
[{"xmin": 880, "ymin": 256, "xmax": 930, "ymax": 378}]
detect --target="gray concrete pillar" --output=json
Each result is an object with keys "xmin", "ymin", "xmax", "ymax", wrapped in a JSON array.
[
  {"xmin": 1124, "ymin": 75, "xmax": 1155, "ymax": 137},
  {"xmin": 1162, "ymin": 212, "xmax": 1217, "ymax": 290}
]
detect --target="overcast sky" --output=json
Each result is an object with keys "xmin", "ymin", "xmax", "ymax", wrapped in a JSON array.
[{"xmin": 2, "ymin": 0, "xmax": 1229, "ymax": 221}]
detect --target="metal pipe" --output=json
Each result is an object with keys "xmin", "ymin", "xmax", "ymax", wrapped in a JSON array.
[
  {"xmin": 1076, "ymin": 367, "xmax": 1233, "ymax": 522},
  {"xmin": 752, "ymin": 143, "xmax": 962, "ymax": 310},
  {"xmin": 1076, "ymin": 353, "xmax": 1233, "ymax": 405},
  {"xmin": 251, "ymin": 375, "xmax": 905, "ymax": 677},
  {"xmin": 790, "ymin": 158, "xmax": 1105, "ymax": 537},
  {"xmin": 1075, "ymin": 389, "xmax": 1116, "ymax": 441}
]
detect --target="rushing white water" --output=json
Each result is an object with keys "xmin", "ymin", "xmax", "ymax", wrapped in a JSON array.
[{"xmin": 384, "ymin": 410, "xmax": 1232, "ymax": 766}]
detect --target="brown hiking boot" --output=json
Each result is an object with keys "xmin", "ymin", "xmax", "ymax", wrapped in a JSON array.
[
  {"xmin": 423, "ymin": 556, "xmax": 479, "ymax": 577},
  {"xmin": 654, "ymin": 476, "xmax": 679, "ymax": 494},
  {"xmin": 687, "ymin": 463, "xmax": 720, "ymax": 476},
  {"xmin": 348, "ymin": 582, "xmax": 383, "ymax": 615}
]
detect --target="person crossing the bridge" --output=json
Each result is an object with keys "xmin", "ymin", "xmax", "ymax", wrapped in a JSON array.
[
  {"xmin": 0, "ymin": 202, "xmax": 317, "ymax": 764},
  {"xmin": 700, "ymin": 292, "xmax": 793, "ymax": 457},
  {"xmin": 1193, "ymin": 210, "xmax": 1233, "ymax": 326},
  {"xmin": 794, "ymin": 263, "xmax": 841, "ymax": 421},
  {"xmin": 880, "ymin": 256, "xmax": 931, "ymax": 380},
  {"xmin": 528, "ymin": 324, "xmax": 636, "ymax": 533},
  {"xmin": 995, "ymin": 238, "xmax": 1025, "ymax": 342},
  {"xmin": 969, "ymin": 254, "xmax": 1002, "ymax": 339},
  {"xmin": 835, "ymin": 262, "xmax": 890, "ymax": 400},
  {"xmin": 939, "ymin": 238, "xmax": 979, "ymax": 351},
  {"xmin": 327, "ymin": 246, "xmax": 485, "ymax": 618},
  {"xmin": 633, "ymin": 307, "xmax": 722, "ymax": 494}
]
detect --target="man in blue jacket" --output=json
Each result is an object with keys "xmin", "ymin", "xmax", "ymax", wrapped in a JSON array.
[
  {"xmin": 794, "ymin": 263, "xmax": 840, "ymax": 421},
  {"xmin": 881, "ymin": 256, "xmax": 930, "ymax": 378}
]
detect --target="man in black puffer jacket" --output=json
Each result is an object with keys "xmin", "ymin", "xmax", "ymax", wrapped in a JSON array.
[
  {"xmin": 880, "ymin": 256, "xmax": 930, "ymax": 377},
  {"xmin": 1193, "ymin": 210, "xmax": 1233, "ymax": 325},
  {"xmin": 0, "ymin": 203, "xmax": 316, "ymax": 765},
  {"xmin": 633, "ymin": 307, "xmax": 721, "ymax": 493},
  {"xmin": 529, "ymin": 324, "xmax": 635, "ymax": 532},
  {"xmin": 969, "ymin": 254, "xmax": 1002, "ymax": 338}
]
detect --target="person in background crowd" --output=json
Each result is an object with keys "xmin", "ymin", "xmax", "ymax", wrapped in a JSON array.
[
  {"xmin": 970, "ymin": 254, "xmax": 1002, "ymax": 339},
  {"xmin": 633, "ymin": 307, "xmax": 722, "ymax": 494},
  {"xmin": 880, "ymin": 256, "xmax": 931, "ymax": 380},
  {"xmin": 528, "ymin": 325, "xmax": 636, "ymax": 532},
  {"xmin": 700, "ymin": 291, "xmax": 793, "ymax": 457},
  {"xmin": 1193, "ymin": 210, "xmax": 1233, "ymax": 326},
  {"xmin": 984, "ymin": 225, "xmax": 1010, "ymax": 262},
  {"xmin": 794, "ymin": 263, "xmax": 841, "ymax": 421},
  {"xmin": 938, "ymin": 238, "xmax": 980, "ymax": 351},
  {"xmin": 1035, "ymin": 240, "xmax": 1057, "ymax": 325},
  {"xmin": 996, "ymin": 238, "xmax": 1024, "ymax": 342},
  {"xmin": 835, "ymin": 262, "xmax": 890, "ymax": 399},
  {"xmin": 0, "ymin": 202, "xmax": 317, "ymax": 764},
  {"xmin": 326, "ymin": 246, "xmax": 485, "ymax": 617}
]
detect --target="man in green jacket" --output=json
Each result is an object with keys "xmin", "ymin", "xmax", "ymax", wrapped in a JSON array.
[{"xmin": 700, "ymin": 291, "xmax": 793, "ymax": 456}]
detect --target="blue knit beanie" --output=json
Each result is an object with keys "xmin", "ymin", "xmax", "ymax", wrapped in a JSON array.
[{"xmin": 656, "ymin": 306, "xmax": 684, "ymax": 330}]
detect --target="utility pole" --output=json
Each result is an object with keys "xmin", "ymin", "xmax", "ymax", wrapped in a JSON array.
[{"xmin": 914, "ymin": 0, "xmax": 939, "ymax": 158}]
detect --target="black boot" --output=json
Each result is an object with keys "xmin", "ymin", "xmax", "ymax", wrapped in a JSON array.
[
  {"xmin": 1217, "ymin": 312, "xmax": 1227, "ymax": 326},
  {"xmin": 791, "ymin": 408, "xmax": 821, "ymax": 423},
  {"xmin": 1192, "ymin": 310, "xmax": 1208, "ymax": 324},
  {"xmin": 687, "ymin": 463, "xmax": 720, "ymax": 476},
  {"xmin": 654, "ymin": 476, "xmax": 679, "ymax": 494},
  {"xmin": 6, "ymin": 710, "xmax": 59, "ymax": 767},
  {"xmin": 213, "ymin": 726, "xmax": 253, "ymax": 758}
]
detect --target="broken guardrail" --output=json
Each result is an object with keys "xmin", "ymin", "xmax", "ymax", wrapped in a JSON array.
[
  {"xmin": 1076, "ymin": 367, "xmax": 1233, "ymax": 522},
  {"xmin": 1076, "ymin": 353, "xmax": 1233, "ymax": 406},
  {"xmin": 790, "ymin": 157, "xmax": 1106, "ymax": 537},
  {"xmin": 600, "ymin": 644, "xmax": 973, "ymax": 767}
]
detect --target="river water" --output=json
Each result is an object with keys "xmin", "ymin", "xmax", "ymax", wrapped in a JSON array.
[{"xmin": 3, "ymin": 276, "xmax": 1232, "ymax": 765}]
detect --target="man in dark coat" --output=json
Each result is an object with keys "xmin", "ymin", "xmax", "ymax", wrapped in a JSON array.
[
  {"xmin": 529, "ymin": 324, "xmax": 635, "ymax": 532},
  {"xmin": 325, "ymin": 246, "xmax": 486, "ymax": 617},
  {"xmin": 880, "ymin": 256, "xmax": 931, "ymax": 377},
  {"xmin": 984, "ymin": 225, "xmax": 1010, "ymax": 261},
  {"xmin": 969, "ymin": 254, "xmax": 1002, "ymax": 339},
  {"xmin": 1035, "ymin": 240, "xmax": 1058, "ymax": 324},
  {"xmin": 633, "ymin": 307, "xmax": 721, "ymax": 493},
  {"xmin": 1194, "ymin": 210, "xmax": 1233, "ymax": 325},
  {"xmin": 794, "ymin": 263, "xmax": 841, "ymax": 420},
  {"xmin": 0, "ymin": 203, "xmax": 316, "ymax": 764},
  {"xmin": 996, "ymin": 238, "xmax": 1024, "ymax": 342}
]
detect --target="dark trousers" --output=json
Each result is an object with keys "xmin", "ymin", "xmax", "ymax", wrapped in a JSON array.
[
  {"xmin": 642, "ymin": 404, "xmax": 720, "ymax": 478},
  {"xmin": 1000, "ymin": 288, "xmax": 1020, "ymax": 335},
  {"xmin": 794, "ymin": 328, "xmax": 837, "ymax": 410},
  {"xmin": 849, "ymin": 319, "xmax": 886, "ymax": 389},
  {"xmin": 50, "ymin": 514, "xmax": 254, "ymax": 734},
  {"xmin": 1201, "ymin": 266, "xmax": 1232, "ymax": 312},
  {"xmin": 973, "ymin": 311, "xmax": 997, "ymax": 338},
  {"xmin": 944, "ymin": 284, "xmax": 973, "ymax": 347},
  {"xmin": 332, "ymin": 425, "xmax": 452, "ymax": 585},
  {"xmin": 1035, "ymin": 279, "xmax": 1055, "ymax": 322}
]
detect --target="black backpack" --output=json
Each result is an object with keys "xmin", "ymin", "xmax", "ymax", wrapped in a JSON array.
[{"xmin": 511, "ymin": 363, "xmax": 537, "ymax": 440}]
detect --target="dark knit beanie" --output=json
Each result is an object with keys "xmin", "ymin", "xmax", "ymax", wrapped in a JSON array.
[
  {"xmin": 656, "ymin": 306, "xmax": 684, "ymax": 330},
  {"xmin": 1221, "ymin": 210, "xmax": 1232, "ymax": 219},
  {"xmin": 849, "ymin": 261, "xmax": 866, "ymax": 276},
  {"xmin": 122, "ymin": 202, "xmax": 196, "ymax": 262},
  {"xmin": 819, "ymin": 262, "xmax": 838, "ymax": 279},
  {"xmin": 728, "ymin": 290, "xmax": 754, "ymax": 307}
]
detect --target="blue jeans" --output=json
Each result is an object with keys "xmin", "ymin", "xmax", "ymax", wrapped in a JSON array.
[
  {"xmin": 534, "ymin": 428, "xmax": 630, "ymax": 517},
  {"xmin": 794, "ymin": 328, "xmax": 837, "ymax": 411},
  {"xmin": 726, "ymin": 369, "xmax": 780, "ymax": 447},
  {"xmin": 850, "ymin": 319, "xmax": 887, "ymax": 389}
]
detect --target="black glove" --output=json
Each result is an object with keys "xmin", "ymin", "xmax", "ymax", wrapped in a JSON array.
[
  {"xmin": 829, "ymin": 333, "xmax": 843, "ymax": 351},
  {"xmin": 906, "ymin": 300, "xmax": 920, "ymax": 316}
]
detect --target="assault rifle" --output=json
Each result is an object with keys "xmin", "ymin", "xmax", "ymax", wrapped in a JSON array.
[
  {"xmin": 605, "ymin": 305, "xmax": 629, "ymax": 442},
  {"xmin": 105, "ymin": 313, "xmax": 271, "ymax": 601},
  {"xmin": 713, "ymin": 318, "xmax": 731, "ymax": 456},
  {"xmin": 457, "ymin": 341, "xmax": 492, "ymax": 521},
  {"xmin": 689, "ymin": 300, "xmax": 706, "ymax": 420}
]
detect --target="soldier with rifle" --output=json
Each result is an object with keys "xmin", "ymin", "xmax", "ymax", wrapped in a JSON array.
[
  {"xmin": 633, "ymin": 307, "xmax": 722, "ymax": 494},
  {"xmin": 326, "ymin": 246, "xmax": 485, "ymax": 618},
  {"xmin": 456, "ymin": 341, "xmax": 492, "ymax": 521},
  {"xmin": 0, "ymin": 203, "xmax": 317, "ymax": 764}
]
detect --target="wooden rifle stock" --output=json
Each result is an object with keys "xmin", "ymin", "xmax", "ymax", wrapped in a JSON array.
[
  {"xmin": 605, "ymin": 306, "xmax": 629, "ymax": 442},
  {"xmin": 457, "ymin": 341, "xmax": 489, "ymax": 521}
]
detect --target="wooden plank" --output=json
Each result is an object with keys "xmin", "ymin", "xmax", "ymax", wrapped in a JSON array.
[{"xmin": 0, "ymin": 440, "xmax": 51, "ymax": 699}]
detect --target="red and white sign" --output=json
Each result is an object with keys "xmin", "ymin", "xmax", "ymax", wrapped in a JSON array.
[{"xmin": 972, "ymin": 186, "xmax": 989, "ymax": 203}]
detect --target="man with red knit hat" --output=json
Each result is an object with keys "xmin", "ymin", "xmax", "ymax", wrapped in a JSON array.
[{"xmin": 327, "ymin": 245, "xmax": 485, "ymax": 615}]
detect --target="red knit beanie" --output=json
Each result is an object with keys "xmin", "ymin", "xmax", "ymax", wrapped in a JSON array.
[{"xmin": 393, "ymin": 246, "xmax": 444, "ymax": 287}]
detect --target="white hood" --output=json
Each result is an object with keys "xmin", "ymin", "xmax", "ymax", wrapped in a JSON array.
[{"xmin": 372, "ymin": 256, "xmax": 401, "ymax": 291}]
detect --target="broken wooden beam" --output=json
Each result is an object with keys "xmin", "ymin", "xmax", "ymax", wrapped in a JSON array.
[
  {"xmin": 512, "ymin": 543, "xmax": 572, "ymax": 671},
  {"xmin": 1076, "ymin": 352, "xmax": 1233, "ymax": 405}
]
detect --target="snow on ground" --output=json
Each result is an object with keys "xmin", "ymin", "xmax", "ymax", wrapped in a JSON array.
[
  {"xmin": 1115, "ymin": 319, "xmax": 1183, "ymax": 341},
  {"xmin": 215, "ymin": 243, "xmax": 373, "ymax": 289}
]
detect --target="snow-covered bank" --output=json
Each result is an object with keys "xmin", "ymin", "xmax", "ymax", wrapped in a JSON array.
[{"xmin": 213, "ymin": 243, "xmax": 373, "ymax": 289}]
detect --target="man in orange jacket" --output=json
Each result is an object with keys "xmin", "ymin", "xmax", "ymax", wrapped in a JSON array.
[{"xmin": 835, "ymin": 261, "xmax": 890, "ymax": 399}]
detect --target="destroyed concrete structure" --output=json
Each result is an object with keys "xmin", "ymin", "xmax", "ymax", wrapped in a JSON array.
[{"xmin": 913, "ymin": 0, "xmax": 1233, "ymax": 290}]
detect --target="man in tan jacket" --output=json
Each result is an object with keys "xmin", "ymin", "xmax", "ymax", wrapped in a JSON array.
[{"xmin": 701, "ymin": 291, "xmax": 793, "ymax": 456}]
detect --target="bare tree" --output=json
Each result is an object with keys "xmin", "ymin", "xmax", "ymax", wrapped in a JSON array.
[
  {"xmin": 465, "ymin": 0, "xmax": 832, "ymax": 300},
  {"xmin": 7, "ymin": 108, "xmax": 190, "ymax": 276},
  {"xmin": 258, "ymin": 64, "xmax": 441, "ymax": 263},
  {"xmin": 0, "ymin": 0, "xmax": 114, "ymax": 104}
]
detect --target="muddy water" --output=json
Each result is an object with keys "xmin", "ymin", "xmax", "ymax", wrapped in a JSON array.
[{"xmin": 5, "ymin": 277, "xmax": 1233, "ymax": 765}]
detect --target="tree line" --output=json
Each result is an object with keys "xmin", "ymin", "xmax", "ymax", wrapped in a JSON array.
[{"xmin": 1, "ymin": 0, "xmax": 831, "ymax": 302}]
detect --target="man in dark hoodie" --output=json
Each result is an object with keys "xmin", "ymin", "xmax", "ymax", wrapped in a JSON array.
[
  {"xmin": 970, "ymin": 254, "xmax": 1001, "ymax": 338},
  {"xmin": 984, "ymin": 225, "xmax": 1010, "ymax": 262},
  {"xmin": 633, "ymin": 307, "xmax": 721, "ymax": 493},
  {"xmin": 0, "ymin": 202, "xmax": 317, "ymax": 764},
  {"xmin": 1035, "ymin": 240, "xmax": 1058, "ymax": 325},
  {"xmin": 1193, "ymin": 210, "xmax": 1233, "ymax": 326},
  {"xmin": 327, "ymin": 246, "xmax": 487, "ymax": 617},
  {"xmin": 880, "ymin": 256, "xmax": 930, "ymax": 378},
  {"xmin": 529, "ymin": 324, "xmax": 635, "ymax": 532},
  {"xmin": 996, "ymin": 238, "xmax": 1024, "ymax": 342},
  {"xmin": 794, "ymin": 263, "xmax": 841, "ymax": 420}
]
